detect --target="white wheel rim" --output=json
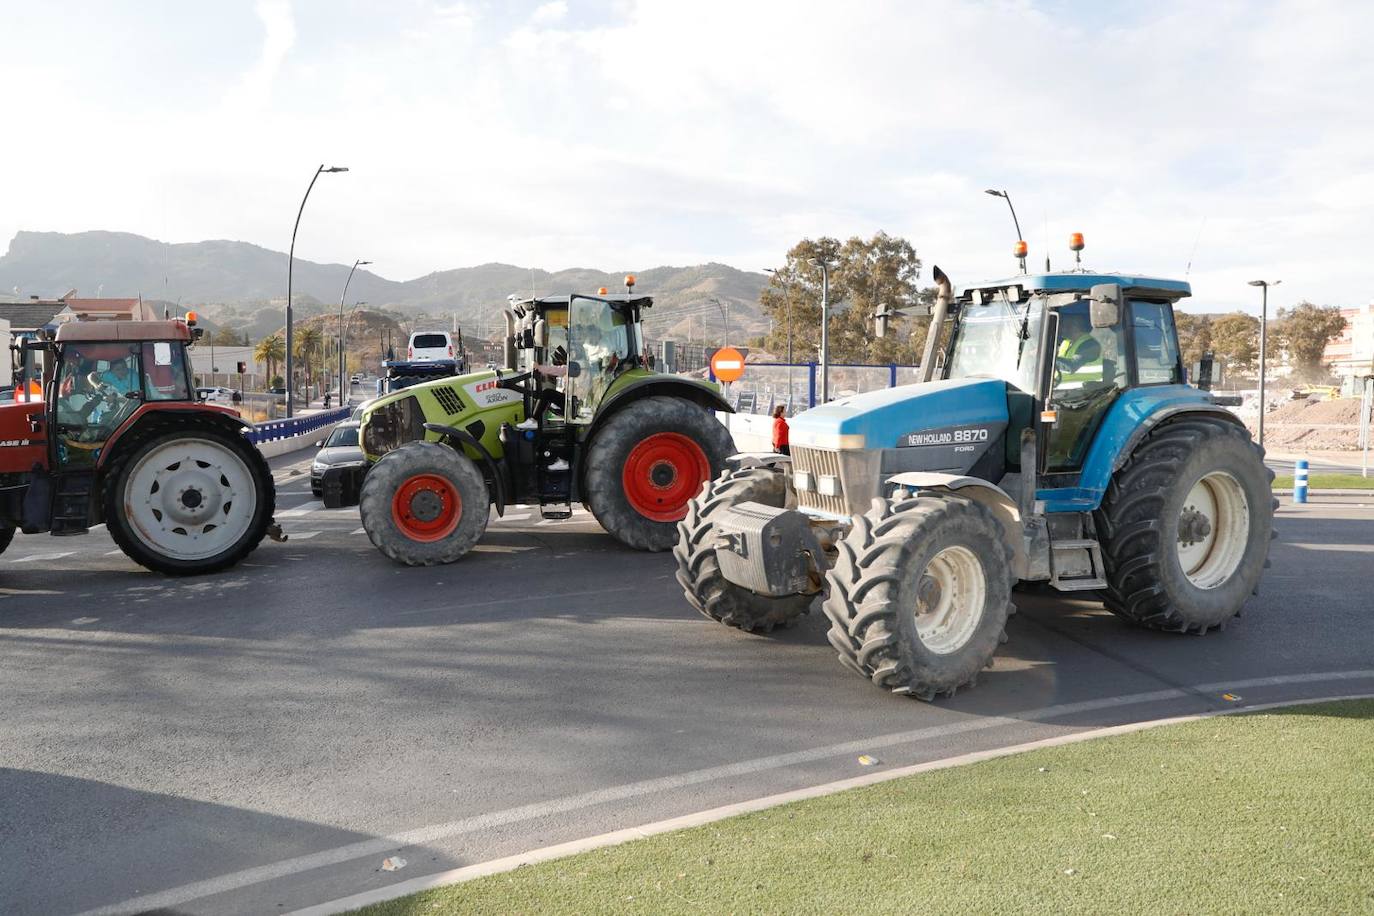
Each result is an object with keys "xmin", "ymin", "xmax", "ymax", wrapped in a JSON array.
[
  {"xmin": 1177, "ymin": 470, "xmax": 1250, "ymax": 589},
  {"xmin": 123, "ymin": 438, "xmax": 257, "ymax": 562},
  {"xmin": 914, "ymin": 545, "xmax": 987, "ymax": 655}
]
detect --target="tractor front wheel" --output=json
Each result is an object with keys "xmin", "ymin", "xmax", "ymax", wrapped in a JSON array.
[
  {"xmin": 586, "ymin": 396, "xmax": 734, "ymax": 551},
  {"xmin": 674, "ymin": 465, "xmax": 815, "ymax": 632},
  {"xmin": 822, "ymin": 493, "xmax": 1013, "ymax": 700},
  {"xmin": 360, "ymin": 441, "xmax": 489, "ymax": 566},
  {"xmin": 1095, "ymin": 417, "xmax": 1274, "ymax": 633},
  {"xmin": 105, "ymin": 427, "xmax": 274, "ymax": 575}
]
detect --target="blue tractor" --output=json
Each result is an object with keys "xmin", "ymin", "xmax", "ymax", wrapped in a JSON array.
[{"xmin": 675, "ymin": 256, "xmax": 1275, "ymax": 700}]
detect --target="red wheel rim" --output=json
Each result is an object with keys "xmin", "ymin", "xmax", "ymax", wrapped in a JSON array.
[
  {"xmin": 621, "ymin": 432, "xmax": 710, "ymax": 522},
  {"xmin": 391, "ymin": 473, "xmax": 462, "ymax": 542}
]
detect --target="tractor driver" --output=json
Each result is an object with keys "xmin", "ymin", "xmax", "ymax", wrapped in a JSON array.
[
  {"xmin": 87, "ymin": 356, "xmax": 137, "ymax": 425},
  {"xmin": 1054, "ymin": 311, "xmax": 1105, "ymax": 386}
]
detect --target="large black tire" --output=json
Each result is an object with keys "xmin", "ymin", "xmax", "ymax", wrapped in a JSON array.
[
  {"xmin": 1095, "ymin": 416, "xmax": 1275, "ymax": 633},
  {"xmin": 585, "ymin": 396, "xmax": 734, "ymax": 551},
  {"xmin": 104, "ymin": 426, "xmax": 274, "ymax": 575},
  {"xmin": 360, "ymin": 441, "xmax": 489, "ymax": 566},
  {"xmin": 822, "ymin": 493, "xmax": 1013, "ymax": 700},
  {"xmin": 673, "ymin": 465, "xmax": 815, "ymax": 632}
]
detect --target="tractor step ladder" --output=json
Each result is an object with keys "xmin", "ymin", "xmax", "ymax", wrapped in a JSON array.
[
  {"xmin": 534, "ymin": 420, "xmax": 573, "ymax": 520},
  {"xmin": 50, "ymin": 472, "xmax": 95, "ymax": 536},
  {"xmin": 1049, "ymin": 538, "xmax": 1107, "ymax": 591}
]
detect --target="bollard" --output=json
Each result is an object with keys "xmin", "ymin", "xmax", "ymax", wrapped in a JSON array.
[{"xmin": 1293, "ymin": 458, "xmax": 1308, "ymax": 504}]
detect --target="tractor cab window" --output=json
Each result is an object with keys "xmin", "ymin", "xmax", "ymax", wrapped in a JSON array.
[
  {"xmin": 1046, "ymin": 300, "xmax": 1128, "ymax": 472},
  {"xmin": 946, "ymin": 293, "xmax": 1046, "ymax": 395},
  {"xmin": 140, "ymin": 341, "xmax": 192, "ymax": 401},
  {"xmin": 566, "ymin": 295, "xmax": 634, "ymax": 421},
  {"xmin": 54, "ymin": 342, "xmax": 142, "ymax": 468},
  {"xmin": 1130, "ymin": 300, "xmax": 1182, "ymax": 385}
]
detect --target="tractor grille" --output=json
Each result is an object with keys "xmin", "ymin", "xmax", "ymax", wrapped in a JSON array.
[
  {"xmin": 791, "ymin": 446, "xmax": 848, "ymax": 516},
  {"xmin": 432, "ymin": 386, "xmax": 464, "ymax": 416}
]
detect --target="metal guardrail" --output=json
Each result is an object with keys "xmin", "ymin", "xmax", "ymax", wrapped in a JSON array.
[{"xmin": 247, "ymin": 406, "xmax": 353, "ymax": 444}]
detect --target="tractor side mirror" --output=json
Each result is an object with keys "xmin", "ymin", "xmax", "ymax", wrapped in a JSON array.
[
  {"xmin": 1089, "ymin": 284, "xmax": 1122, "ymax": 328},
  {"xmin": 534, "ymin": 319, "xmax": 548, "ymax": 349},
  {"xmin": 567, "ymin": 361, "xmax": 582, "ymax": 378}
]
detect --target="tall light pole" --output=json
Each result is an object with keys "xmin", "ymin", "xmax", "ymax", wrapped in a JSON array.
[
  {"xmin": 338, "ymin": 259, "xmax": 371, "ymax": 404},
  {"xmin": 764, "ymin": 267, "xmax": 794, "ymax": 407},
  {"xmin": 1248, "ymin": 279, "xmax": 1282, "ymax": 447},
  {"xmin": 984, "ymin": 188, "xmax": 1027, "ymax": 273},
  {"xmin": 808, "ymin": 256, "xmax": 839, "ymax": 402},
  {"xmin": 285, "ymin": 163, "xmax": 348, "ymax": 417},
  {"xmin": 708, "ymin": 296, "xmax": 730, "ymax": 346}
]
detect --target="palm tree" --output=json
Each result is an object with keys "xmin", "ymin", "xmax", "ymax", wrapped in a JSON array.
[
  {"xmin": 295, "ymin": 325, "xmax": 322, "ymax": 402},
  {"xmin": 253, "ymin": 334, "xmax": 285, "ymax": 388}
]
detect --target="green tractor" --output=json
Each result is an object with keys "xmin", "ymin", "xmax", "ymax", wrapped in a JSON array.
[{"xmin": 351, "ymin": 278, "xmax": 735, "ymax": 564}]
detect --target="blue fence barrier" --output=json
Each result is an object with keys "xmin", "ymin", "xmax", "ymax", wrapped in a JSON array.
[{"xmin": 247, "ymin": 406, "xmax": 353, "ymax": 445}]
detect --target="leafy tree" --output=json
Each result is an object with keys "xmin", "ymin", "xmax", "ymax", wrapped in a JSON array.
[
  {"xmin": 208, "ymin": 326, "xmax": 243, "ymax": 346},
  {"xmin": 759, "ymin": 231, "xmax": 928, "ymax": 365},
  {"xmin": 1174, "ymin": 312, "xmax": 1212, "ymax": 369},
  {"xmin": 1208, "ymin": 312, "xmax": 1260, "ymax": 373},
  {"xmin": 1273, "ymin": 302, "xmax": 1347, "ymax": 382},
  {"xmin": 295, "ymin": 325, "xmax": 322, "ymax": 398},
  {"xmin": 253, "ymin": 334, "xmax": 285, "ymax": 388}
]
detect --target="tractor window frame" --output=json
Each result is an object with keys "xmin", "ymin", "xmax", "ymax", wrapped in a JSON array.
[{"xmin": 1126, "ymin": 298, "xmax": 1184, "ymax": 388}]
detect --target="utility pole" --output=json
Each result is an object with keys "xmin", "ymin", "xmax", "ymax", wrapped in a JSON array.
[
  {"xmin": 808, "ymin": 256, "xmax": 838, "ymax": 402},
  {"xmin": 1247, "ymin": 279, "xmax": 1281, "ymax": 447}
]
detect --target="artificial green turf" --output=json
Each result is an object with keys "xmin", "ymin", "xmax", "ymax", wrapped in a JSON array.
[
  {"xmin": 357, "ymin": 701, "xmax": 1374, "ymax": 915},
  {"xmin": 1273, "ymin": 473, "xmax": 1374, "ymax": 490}
]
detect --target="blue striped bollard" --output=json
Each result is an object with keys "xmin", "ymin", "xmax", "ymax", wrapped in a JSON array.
[{"xmin": 1293, "ymin": 458, "xmax": 1308, "ymax": 504}]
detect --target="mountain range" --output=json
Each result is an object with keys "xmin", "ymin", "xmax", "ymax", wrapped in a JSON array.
[{"xmin": 0, "ymin": 230, "xmax": 767, "ymax": 343}]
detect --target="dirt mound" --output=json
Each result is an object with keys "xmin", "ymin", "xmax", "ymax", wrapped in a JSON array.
[{"xmin": 1250, "ymin": 397, "xmax": 1366, "ymax": 450}]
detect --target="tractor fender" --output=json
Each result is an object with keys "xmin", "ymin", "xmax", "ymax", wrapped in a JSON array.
[
  {"xmin": 1108, "ymin": 404, "xmax": 1245, "ymax": 474},
  {"xmin": 96, "ymin": 404, "xmax": 251, "ymax": 470},
  {"xmin": 726, "ymin": 452, "xmax": 792, "ymax": 473},
  {"xmin": 885, "ymin": 472, "xmax": 1027, "ymax": 580},
  {"xmin": 422, "ymin": 422, "xmax": 507, "ymax": 516}
]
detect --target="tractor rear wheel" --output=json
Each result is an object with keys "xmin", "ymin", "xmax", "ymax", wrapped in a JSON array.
[
  {"xmin": 586, "ymin": 396, "xmax": 734, "ymax": 551},
  {"xmin": 674, "ymin": 465, "xmax": 815, "ymax": 632},
  {"xmin": 105, "ymin": 427, "xmax": 274, "ymax": 575},
  {"xmin": 822, "ymin": 493, "xmax": 1013, "ymax": 700},
  {"xmin": 360, "ymin": 441, "xmax": 489, "ymax": 566},
  {"xmin": 1095, "ymin": 417, "xmax": 1274, "ymax": 633}
]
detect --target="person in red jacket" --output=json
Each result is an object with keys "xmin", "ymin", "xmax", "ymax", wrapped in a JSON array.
[{"xmin": 771, "ymin": 404, "xmax": 790, "ymax": 455}]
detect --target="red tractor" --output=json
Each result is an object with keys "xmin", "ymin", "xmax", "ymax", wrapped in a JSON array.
[{"xmin": 1, "ymin": 318, "xmax": 277, "ymax": 574}]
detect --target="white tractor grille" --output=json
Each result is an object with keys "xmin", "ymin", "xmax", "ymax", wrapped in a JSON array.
[{"xmin": 791, "ymin": 446, "xmax": 848, "ymax": 516}]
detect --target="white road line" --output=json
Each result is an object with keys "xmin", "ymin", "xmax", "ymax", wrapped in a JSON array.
[
  {"xmin": 105, "ymin": 549, "xmax": 125, "ymax": 556},
  {"xmin": 81, "ymin": 668, "xmax": 1374, "ymax": 916},
  {"xmin": 277, "ymin": 502, "xmax": 323, "ymax": 518},
  {"xmin": 351, "ymin": 527, "xmax": 365, "ymax": 535},
  {"xmin": 288, "ymin": 532, "xmax": 321, "ymax": 541},
  {"xmin": 8, "ymin": 551, "xmax": 75, "ymax": 563},
  {"xmin": 290, "ymin": 691, "xmax": 1374, "ymax": 916},
  {"xmin": 493, "ymin": 512, "xmax": 532, "ymax": 522}
]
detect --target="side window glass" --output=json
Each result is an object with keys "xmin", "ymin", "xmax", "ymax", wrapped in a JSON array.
[
  {"xmin": 1131, "ymin": 301, "xmax": 1182, "ymax": 385},
  {"xmin": 1047, "ymin": 301, "xmax": 1127, "ymax": 472},
  {"xmin": 141, "ymin": 341, "xmax": 191, "ymax": 400}
]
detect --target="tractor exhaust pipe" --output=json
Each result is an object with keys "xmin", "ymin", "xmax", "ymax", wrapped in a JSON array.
[
  {"xmin": 503, "ymin": 309, "xmax": 517, "ymax": 370},
  {"xmin": 919, "ymin": 265, "xmax": 952, "ymax": 382}
]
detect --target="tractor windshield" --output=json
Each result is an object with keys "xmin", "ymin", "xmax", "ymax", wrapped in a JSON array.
[
  {"xmin": 566, "ymin": 295, "xmax": 636, "ymax": 421},
  {"xmin": 945, "ymin": 294, "xmax": 1046, "ymax": 394}
]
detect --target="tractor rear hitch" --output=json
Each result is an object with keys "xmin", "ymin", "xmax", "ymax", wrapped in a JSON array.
[{"xmin": 267, "ymin": 522, "xmax": 288, "ymax": 543}]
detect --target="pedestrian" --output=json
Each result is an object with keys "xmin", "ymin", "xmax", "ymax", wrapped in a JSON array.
[{"xmin": 772, "ymin": 404, "xmax": 790, "ymax": 456}]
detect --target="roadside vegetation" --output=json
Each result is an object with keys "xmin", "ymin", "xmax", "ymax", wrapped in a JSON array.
[
  {"xmin": 358, "ymin": 700, "xmax": 1374, "ymax": 915},
  {"xmin": 1273, "ymin": 473, "xmax": 1374, "ymax": 490}
]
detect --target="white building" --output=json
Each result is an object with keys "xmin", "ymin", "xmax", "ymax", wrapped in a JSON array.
[{"xmin": 1323, "ymin": 302, "xmax": 1374, "ymax": 380}]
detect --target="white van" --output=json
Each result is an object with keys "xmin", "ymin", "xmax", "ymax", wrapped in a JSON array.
[{"xmin": 407, "ymin": 331, "xmax": 454, "ymax": 363}]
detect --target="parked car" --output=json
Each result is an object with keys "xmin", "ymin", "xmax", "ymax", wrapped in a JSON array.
[
  {"xmin": 407, "ymin": 330, "xmax": 454, "ymax": 363},
  {"xmin": 195, "ymin": 386, "xmax": 237, "ymax": 405},
  {"xmin": 310, "ymin": 421, "xmax": 364, "ymax": 496}
]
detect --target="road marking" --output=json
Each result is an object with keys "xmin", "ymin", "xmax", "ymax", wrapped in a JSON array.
[
  {"xmin": 288, "ymin": 532, "xmax": 321, "ymax": 541},
  {"xmin": 493, "ymin": 512, "xmax": 532, "ymax": 522},
  {"xmin": 277, "ymin": 502, "xmax": 322, "ymax": 518},
  {"xmin": 105, "ymin": 549, "xmax": 125, "ymax": 556},
  {"xmin": 288, "ymin": 691, "xmax": 1374, "ymax": 916},
  {"xmin": 82, "ymin": 668, "xmax": 1374, "ymax": 916},
  {"xmin": 351, "ymin": 527, "xmax": 365, "ymax": 535},
  {"xmin": 8, "ymin": 551, "xmax": 75, "ymax": 563}
]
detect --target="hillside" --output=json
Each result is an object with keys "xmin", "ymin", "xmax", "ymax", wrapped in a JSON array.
[{"xmin": 0, "ymin": 230, "xmax": 767, "ymax": 343}]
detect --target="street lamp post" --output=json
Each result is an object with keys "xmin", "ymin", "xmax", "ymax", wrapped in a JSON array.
[
  {"xmin": 984, "ymin": 189, "xmax": 1027, "ymax": 273},
  {"xmin": 338, "ymin": 259, "xmax": 371, "ymax": 405},
  {"xmin": 764, "ymin": 268, "xmax": 794, "ymax": 408},
  {"xmin": 1248, "ymin": 279, "xmax": 1282, "ymax": 448},
  {"xmin": 808, "ymin": 256, "xmax": 839, "ymax": 402},
  {"xmin": 708, "ymin": 296, "xmax": 729, "ymax": 347},
  {"xmin": 285, "ymin": 163, "xmax": 348, "ymax": 417}
]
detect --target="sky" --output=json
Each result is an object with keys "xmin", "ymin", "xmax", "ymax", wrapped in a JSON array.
[{"xmin": 3, "ymin": 0, "xmax": 1371, "ymax": 313}]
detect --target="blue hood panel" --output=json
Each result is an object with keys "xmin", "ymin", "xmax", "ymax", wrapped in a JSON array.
[{"xmin": 790, "ymin": 377, "xmax": 1010, "ymax": 449}]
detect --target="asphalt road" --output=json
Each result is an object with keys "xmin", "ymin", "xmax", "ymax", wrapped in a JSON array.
[{"xmin": 2, "ymin": 449, "xmax": 1372, "ymax": 915}]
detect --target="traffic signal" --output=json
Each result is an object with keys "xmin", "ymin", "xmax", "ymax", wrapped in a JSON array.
[{"xmin": 236, "ymin": 361, "xmax": 247, "ymax": 374}]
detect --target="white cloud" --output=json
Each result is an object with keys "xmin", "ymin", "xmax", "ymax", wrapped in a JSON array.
[{"xmin": 0, "ymin": 0, "xmax": 1370, "ymax": 314}]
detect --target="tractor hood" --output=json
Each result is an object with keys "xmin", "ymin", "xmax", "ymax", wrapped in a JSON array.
[{"xmin": 789, "ymin": 377, "xmax": 1010, "ymax": 451}]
